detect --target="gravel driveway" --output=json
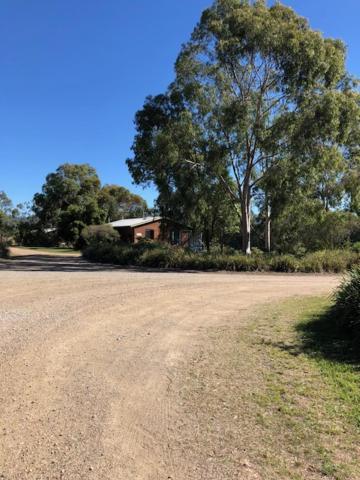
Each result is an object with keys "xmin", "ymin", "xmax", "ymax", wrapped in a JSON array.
[{"xmin": 0, "ymin": 249, "xmax": 339, "ymax": 479}]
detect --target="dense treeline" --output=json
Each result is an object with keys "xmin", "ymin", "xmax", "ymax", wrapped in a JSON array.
[
  {"xmin": 2, "ymin": 2, "xmax": 360, "ymax": 259},
  {"xmin": 127, "ymin": 0, "xmax": 360, "ymax": 254},
  {"xmin": 0, "ymin": 163, "xmax": 148, "ymax": 250},
  {"xmin": 0, "ymin": 191, "xmax": 29, "ymax": 257}
]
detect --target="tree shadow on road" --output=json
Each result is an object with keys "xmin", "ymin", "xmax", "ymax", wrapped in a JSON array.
[
  {"xmin": 0, "ymin": 254, "xmax": 117, "ymax": 272},
  {"xmin": 0, "ymin": 254, "xmax": 202, "ymax": 273}
]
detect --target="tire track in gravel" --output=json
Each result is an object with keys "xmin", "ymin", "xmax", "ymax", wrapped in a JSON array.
[{"xmin": 0, "ymin": 251, "xmax": 339, "ymax": 479}]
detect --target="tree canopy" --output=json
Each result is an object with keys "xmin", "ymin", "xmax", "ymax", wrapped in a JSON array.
[
  {"xmin": 127, "ymin": 0, "xmax": 360, "ymax": 253},
  {"xmin": 32, "ymin": 163, "xmax": 147, "ymax": 245}
]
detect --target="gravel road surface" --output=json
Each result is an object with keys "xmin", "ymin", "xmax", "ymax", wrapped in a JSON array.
[{"xmin": 0, "ymin": 249, "xmax": 339, "ymax": 479}]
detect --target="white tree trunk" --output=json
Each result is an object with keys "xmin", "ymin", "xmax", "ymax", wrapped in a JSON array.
[
  {"xmin": 265, "ymin": 198, "xmax": 271, "ymax": 253},
  {"xmin": 241, "ymin": 190, "xmax": 251, "ymax": 255}
]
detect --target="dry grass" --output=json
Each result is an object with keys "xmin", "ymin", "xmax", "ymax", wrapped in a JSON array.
[{"xmin": 171, "ymin": 297, "xmax": 360, "ymax": 480}]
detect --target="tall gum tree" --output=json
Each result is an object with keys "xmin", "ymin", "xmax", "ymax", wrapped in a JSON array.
[
  {"xmin": 127, "ymin": 94, "xmax": 238, "ymax": 248},
  {"xmin": 128, "ymin": 0, "xmax": 359, "ymax": 253}
]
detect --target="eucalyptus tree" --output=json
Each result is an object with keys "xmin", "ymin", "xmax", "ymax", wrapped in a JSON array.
[
  {"xmin": 127, "ymin": 93, "xmax": 238, "ymax": 250},
  {"xmin": 0, "ymin": 191, "xmax": 15, "ymax": 242},
  {"xmin": 343, "ymin": 120, "xmax": 360, "ymax": 215},
  {"xmin": 98, "ymin": 184, "xmax": 147, "ymax": 222},
  {"xmin": 33, "ymin": 163, "xmax": 104, "ymax": 244},
  {"xmin": 128, "ymin": 0, "xmax": 359, "ymax": 253},
  {"xmin": 33, "ymin": 164, "xmax": 148, "ymax": 245}
]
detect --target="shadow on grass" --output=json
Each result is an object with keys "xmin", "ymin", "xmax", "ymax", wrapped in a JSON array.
[
  {"xmin": 296, "ymin": 308, "xmax": 360, "ymax": 366},
  {"xmin": 267, "ymin": 307, "xmax": 360, "ymax": 367}
]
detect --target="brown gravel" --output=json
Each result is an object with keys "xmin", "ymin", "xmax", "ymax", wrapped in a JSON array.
[{"xmin": 0, "ymin": 249, "xmax": 339, "ymax": 479}]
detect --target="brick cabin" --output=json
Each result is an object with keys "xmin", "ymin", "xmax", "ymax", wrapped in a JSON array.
[{"xmin": 109, "ymin": 216, "xmax": 192, "ymax": 246}]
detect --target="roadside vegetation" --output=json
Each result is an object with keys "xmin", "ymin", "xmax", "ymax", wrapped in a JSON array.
[
  {"xmin": 128, "ymin": 0, "xmax": 360, "ymax": 255},
  {"xmin": 0, "ymin": 240, "xmax": 9, "ymax": 258},
  {"xmin": 173, "ymin": 288, "xmax": 360, "ymax": 479},
  {"xmin": 1, "ymin": 3, "xmax": 359, "ymax": 263},
  {"xmin": 82, "ymin": 229, "xmax": 359, "ymax": 272},
  {"xmin": 333, "ymin": 266, "xmax": 360, "ymax": 338},
  {"xmin": 0, "ymin": 166, "xmax": 148, "ymax": 250}
]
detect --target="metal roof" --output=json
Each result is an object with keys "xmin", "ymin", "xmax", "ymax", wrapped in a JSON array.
[{"xmin": 109, "ymin": 216, "xmax": 162, "ymax": 228}]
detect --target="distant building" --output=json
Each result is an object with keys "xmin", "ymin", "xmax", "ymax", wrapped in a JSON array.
[{"xmin": 109, "ymin": 216, "xmax": 202, "ymax": 249}]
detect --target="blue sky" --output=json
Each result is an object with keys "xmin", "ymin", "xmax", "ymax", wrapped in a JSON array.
[{"xmin": 1, "ymin": 0, "xmax": 359, "ymax": 207}]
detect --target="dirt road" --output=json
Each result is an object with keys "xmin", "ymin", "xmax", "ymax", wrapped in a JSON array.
[{"xmin": 0, "ymin": 249, "xmax": 339, "ymax": 479}]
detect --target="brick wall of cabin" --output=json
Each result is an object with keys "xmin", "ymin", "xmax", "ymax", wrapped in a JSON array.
[
  {"xmin": 116, "ymin": 220, "xmax": 191, "ymax": 245},
  {"xmin": 133, "ymin": 221, "xmax": 162, "ymax": 242}
]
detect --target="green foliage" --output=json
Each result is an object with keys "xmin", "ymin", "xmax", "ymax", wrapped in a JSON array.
[
  {"xmin": 269, "ymin": 255, "xmax": 299, "ymax": 273},
  {"xmin": 33, "ymin": 163, "xmax": 104, "ymax": 244},
  {"xmin": 83, "ymin": 241, "xmax": 359, "ymax": 273},
  {"xmin": 128, "ymin": 0, "xmax": 360, "ymax": 254},
  {"xmin": 0, "ymin": 239, "xmax": 9, "ymax": 258},
  {"xmin": 271, "ymin": 201, "xmax": 360, "ymax": 253},
  {"xmin": 0, "ymin": 191, "xmax": 20, "ymax": 243},
  {"xmin": 80, "ymin": 224, "xmax": 120, "ymax": 249},
  {"xmin": 32, "ymin": 163, "xmax": 147, "ymax": 246},
  {"xmin": 334, "ymin": 267, "xmax": 360, "ymax": 333},
  {"xmin": 138, "ymin": 245, "xmax": 173, "ymax": 268},
  {"xmin": 0, "ymin": 191, "xmax": 13, "ymax": 215},
  {"xmin": 352, "ymin": 241, "xmax": 360, "ymax": 253},
  {"xmin": 301, "ymin": 250, "xmax": 358, "ymax": 273},
  {"xmin": 127, "ymin": 93, "xmax": 238, "ymax": 251},
  {"xmin": 98, "ymin": 184, "xmax": 147, "ymax": 222}
]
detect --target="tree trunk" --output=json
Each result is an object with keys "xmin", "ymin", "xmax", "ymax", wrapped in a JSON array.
[
  {"xmin": 204, "ymin": 230, "xmax": 211, "ymax": 252},
  {"xmin": 220, "ymin": 228, "xmax": 224, "ymax": 254},
  {"xmin": 264, "ymin": 196, "xmax": 271, "ymax": 253},
  {"xmin": 241, "ymin": 188, "xmax": 251, "ymax": 255}
]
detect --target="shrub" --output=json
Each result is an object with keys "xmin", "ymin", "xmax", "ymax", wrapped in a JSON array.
[
  {"xmin": 251, "ymin": 247, "xmax": 265, "ymax": 256},
  {"xmin": 270, "ymin": 254, "xmax": 299, "ymax": 272},
  {"xmin": 0, "ymin": 240, "xmax": 9, "ymax": 258},
  {"xmin": 80, "ymin": 224, "xmax": 120, "ymax": 248},
  {"xmin": 351, "ymin": 242, "xmax": 360, "ymax": 254},
  {"xmin": 139, "ymin": 247, "xmax": 172, "ymax": 268},
  {"xmin": 82, "ymin": 241, "xmax": 359, "ymax": 274},
  {"xmin": 334, "ymin": 267, "xmax": 360, "ymax": 333},
  {"xmin": 301, "ymin": 250, "xmax": 359, "ymax": 273}
]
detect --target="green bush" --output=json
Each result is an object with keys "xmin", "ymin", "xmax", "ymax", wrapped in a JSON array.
[
  {"xmin": 301, "ymin": 250, "xmax": 358, "ymax": 273},
  {"xmin": 139, "ymin": 247, "xmax": 172, "ymax": 268},
  {"xmin": 0, "ymin": 240, "xmax": 9, "ymax": 258},
  {"xmin": 270, "ymin": 254, "xmax": 299, "ymax": 272},
  {"xmin": 334, "ymin": 267, "xmax": 360, "ymax": 333},
  {"xmin": 82, "ymin": 242, "xmax": 359, "ymax": 274},
  {"xmin": 351, "ymin": 241, "xmax": 360, "ymax": 254},
  {"xmin": 80, "ymin": 224, "xmax": 120, "ymax": 248}
]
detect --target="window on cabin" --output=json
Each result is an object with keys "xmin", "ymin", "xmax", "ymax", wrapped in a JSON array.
[{"xmin": 145, "ymin": 229, "xmax": 154, "ymax": 240}]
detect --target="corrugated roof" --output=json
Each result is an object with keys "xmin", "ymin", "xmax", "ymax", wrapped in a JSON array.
[{"xmin": 109, "ymin": 216, "xmax": 162, "ymax": 228}]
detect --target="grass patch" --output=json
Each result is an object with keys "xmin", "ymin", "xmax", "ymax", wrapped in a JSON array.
[
  {"xmin": 174, "ymin": 297, "xmax": 360, "ymax": 479},
  {"xmin": 296, "ymin": 301, "xmax": 360, "ymax": 429}
]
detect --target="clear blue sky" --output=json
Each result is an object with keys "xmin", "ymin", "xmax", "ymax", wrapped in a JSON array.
[{"xmin": 1, "ymin": 0, "xmax": 359, "ymax": 207}]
